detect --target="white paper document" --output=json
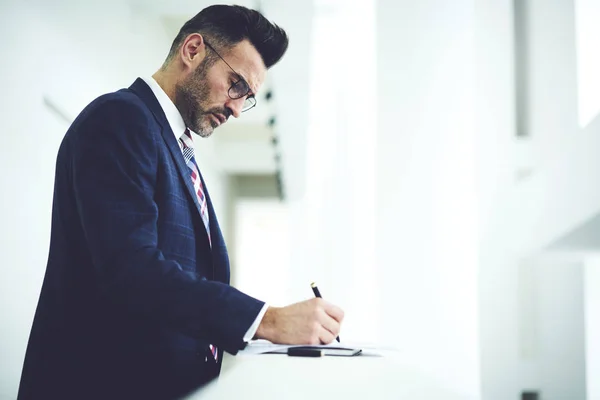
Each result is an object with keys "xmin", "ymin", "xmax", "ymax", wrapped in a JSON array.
[{"xmin": 240, "ymin": 340, "xmax": 389, "ymax": 356}]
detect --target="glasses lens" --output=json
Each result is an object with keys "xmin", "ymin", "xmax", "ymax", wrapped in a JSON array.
[
  {"xmin": 242, "ymin": 97, "xmax": 257, "ymax": 112},
  {"xmin": 229, "ymin": 80, "xmax": 249, "ymax": 99}
]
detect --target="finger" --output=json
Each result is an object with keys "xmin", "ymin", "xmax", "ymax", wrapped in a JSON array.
[
  {"xmin": 322, "ymin": 302, "xmax": 345, "ymax": 323},
  {"xmin": 318, "ymin": 309, "xmax": 340, "ymax": 338},
  {"xmin": 318, "ymin": 325, "xmax": 335, "ymax": 345}
]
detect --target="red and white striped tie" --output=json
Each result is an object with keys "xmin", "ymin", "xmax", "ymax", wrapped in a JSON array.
[
  {"xmin": 209, "ymin": 344, "xmax": 218, "ymax": 361},
  {"xmin": 179, "ymin": 129, "xmax": 211, "ymax": 247},
  {"xmin": 179, "ymin": 129, "xmax": 217, "ymax": 362}
]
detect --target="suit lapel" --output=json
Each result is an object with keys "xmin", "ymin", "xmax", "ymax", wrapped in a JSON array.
[
  {"xmin": 129, "ymin": 78, "xmax": 230, "ymax": 283},
  {"xmin": 128, "ymin": 78, "xmax": 210, "ymax": 245}
]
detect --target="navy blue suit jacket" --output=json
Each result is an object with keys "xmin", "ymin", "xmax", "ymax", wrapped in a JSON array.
[{"xmin": 18, "ymin": 78, "xmax": 264, "ymax": 400}]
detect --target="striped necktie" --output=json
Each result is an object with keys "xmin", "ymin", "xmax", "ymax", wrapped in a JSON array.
[
  {"xmin": 179, "ymin": 129, "xmax": 218, "ymax": 362},
  {"xmin": 179, "ymin": 129, "xmax": 211, "ymax": 247}
]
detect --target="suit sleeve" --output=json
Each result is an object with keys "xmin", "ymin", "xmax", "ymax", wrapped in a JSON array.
[{"xmin": 69, "ymin": 97, "xmax": 263, "ymax": 354}]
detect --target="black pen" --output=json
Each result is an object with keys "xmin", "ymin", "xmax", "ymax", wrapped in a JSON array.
[{"xmin": 310, "ymin": 282, "xmax": 340, "ymax": 343}]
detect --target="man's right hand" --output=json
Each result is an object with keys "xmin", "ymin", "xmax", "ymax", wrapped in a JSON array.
[{"xmin": 254, "ymin": 298, "xmax": 344, "ymax": 345}]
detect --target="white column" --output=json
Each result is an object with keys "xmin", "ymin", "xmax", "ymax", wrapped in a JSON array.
[
  {"xmin": 258, "ymin": 1, "xmax": 378, "ymax": 343},
  {"xmin": 301, "ymin": 0, "xmax": 379, "ymax": 342},
  {"xmin": 375, "ymin": 0, "xmax": 480, "ymax": 396}
]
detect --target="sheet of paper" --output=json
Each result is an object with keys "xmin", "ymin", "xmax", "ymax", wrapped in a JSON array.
[{"xmin": 239, "ymin": 340, "xmax": 392, "ymax": 356}]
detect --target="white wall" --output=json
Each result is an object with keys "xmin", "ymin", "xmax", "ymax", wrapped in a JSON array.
[
  {"xmin": 474, "ymin": 0, "xmax": 522, "ymax": 397},
  {"xmin": 230, "ymin": 0, "xmax": 598, "ymax": 398},
  {"xmin": 261, "ymin": 0, "xmax": 480, "ymax": 396},
  {"xmin": 476, "ymin": 0, "xmax": 600, "ymax": 398},
  {"xmin": 255, "ymin": 0, "xmax": 380, "ymax": 344},
  {"xmin": 574, "ymin": 0, "xmax": 600, "ymax": 128},
  {"xmin": 227, "ymin": 2, "xmax": 599, "ymax": 397},
  {"xmin": 0, "ymin": 1, "xmax": 228, "ymax": 398},
  {"xmin": 376, "ymin": 0, "xmax": 480, "ymax": 397}
]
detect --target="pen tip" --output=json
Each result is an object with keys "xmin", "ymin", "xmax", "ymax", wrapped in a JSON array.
[{"xmin": 310, "ymin": 282, "xmax": 317, "ymax": 288}]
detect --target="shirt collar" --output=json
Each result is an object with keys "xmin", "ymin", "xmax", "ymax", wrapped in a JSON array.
[{"xmin": 141, "ymin": 76, "xmax": 192, "ymax": 144}]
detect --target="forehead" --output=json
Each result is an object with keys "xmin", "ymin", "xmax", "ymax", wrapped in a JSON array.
[{"xmin": 221, "ymin": 40, "xmax": 267, "ymax": 94}]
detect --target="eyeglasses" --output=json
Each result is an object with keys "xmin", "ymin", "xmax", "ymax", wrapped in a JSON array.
[{"xmin": 204, "ymin": 41, "xmax": 257, "ymax": 112}]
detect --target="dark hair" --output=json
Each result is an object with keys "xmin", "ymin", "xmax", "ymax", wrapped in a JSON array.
[{"xmin": 166, "ymin": 5, "xmax": 288, "ymax": 69}]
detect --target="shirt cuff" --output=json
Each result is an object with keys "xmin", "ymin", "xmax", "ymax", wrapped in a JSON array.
[{"xmin": 243, "ymin": 303, "xmax": 269, "ymax": 342}]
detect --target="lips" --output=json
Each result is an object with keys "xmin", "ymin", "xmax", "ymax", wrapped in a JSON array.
[{"xmin": 212, "ymin": 113, "xmax": 226, "ymax": 125}]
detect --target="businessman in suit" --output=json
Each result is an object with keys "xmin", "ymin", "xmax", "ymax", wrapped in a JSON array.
[{"xmin": 18, "ymin": 5, "xmax": 344, "ymax": 400}]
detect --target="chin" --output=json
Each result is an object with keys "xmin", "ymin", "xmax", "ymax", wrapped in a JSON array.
[
  {"xmin": 199, "ymin": 119, "xmax": 217, "ymax": 137},
  {"xmin": 188, "ymin": 119, "xmax": 214, "ymax": 138},
  {"xmin": 197, "ymin": 125, "xmax": 214, "ymax": 138}
]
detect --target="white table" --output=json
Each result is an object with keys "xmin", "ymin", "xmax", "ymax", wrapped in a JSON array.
[{"xmin": 187, "ymin": 350, "xmax": 468, "ymax": 399}]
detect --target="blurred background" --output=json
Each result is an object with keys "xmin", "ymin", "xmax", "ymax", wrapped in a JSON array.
[{"xmin": 1, "ymin": 0, "xmax": 599, "ymax": 398}]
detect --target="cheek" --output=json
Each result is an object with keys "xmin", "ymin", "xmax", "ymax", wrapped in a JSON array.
[
  {"xmin": 213, "ymin": 83, "xmax": 231, "ymax": 104},
  {"xmin": 204, "ymin": 71, "xmax": 230, "ymax": 103}
]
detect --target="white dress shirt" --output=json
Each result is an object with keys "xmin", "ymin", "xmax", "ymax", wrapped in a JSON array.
[{"xmin": 142, "ymin": 77, "xmax": 268, "ymax": 343}]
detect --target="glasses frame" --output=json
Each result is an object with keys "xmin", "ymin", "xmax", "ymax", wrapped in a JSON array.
[{"xmin": 204, "ymin": 41, "xmax": 257, "ymax": 112}]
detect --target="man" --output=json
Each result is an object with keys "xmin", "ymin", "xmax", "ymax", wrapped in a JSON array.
[{"xmin": 18, "ymin": 5, "xmax": 344, "ymax": 400}]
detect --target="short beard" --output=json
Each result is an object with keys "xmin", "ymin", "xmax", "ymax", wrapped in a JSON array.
[{"xmin": 174, "ymin": 56, "xmax": 215, "ymax": 138}]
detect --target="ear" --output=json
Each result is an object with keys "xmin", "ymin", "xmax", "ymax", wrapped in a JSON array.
[{"xmin": 179, "ymin": 33, "xmax": 207, "ymax": 69}]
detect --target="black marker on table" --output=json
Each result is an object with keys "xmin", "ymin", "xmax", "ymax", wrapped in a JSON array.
[
  {"xmin": 310, "ymin": 282, "xmax": 341, "ymax": 343},
  {"xmin": 287, "ymin": 347, "xmax": 323, "ymax": 357}
]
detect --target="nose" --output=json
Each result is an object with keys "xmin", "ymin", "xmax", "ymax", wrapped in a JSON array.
[{"xmin": 225, "ymin": 97, "xmax": 245, "ymax": 118}]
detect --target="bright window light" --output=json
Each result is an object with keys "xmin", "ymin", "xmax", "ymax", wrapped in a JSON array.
[{"xmin": 575, "ymin": 0, "xmax": 600, "ymax": 128}]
